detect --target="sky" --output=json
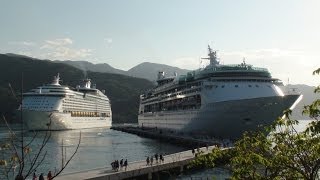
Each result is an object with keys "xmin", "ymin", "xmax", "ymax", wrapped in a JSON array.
[{"xmin": 0, "ymin": 0, "xmax": 319, "ymax": 86}]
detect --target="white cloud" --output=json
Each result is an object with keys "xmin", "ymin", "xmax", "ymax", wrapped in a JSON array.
[
  {"xmin": 8, "ymin": 41, "xmax": 36, "ymax": 46},
  {"xmin": 45, "ymin": 47, "xmax": 92, "ymax": 59},
  {"xmin": 39, "ymin": 38, "xmax": 92, "ymax": 60},
  {"xmin": 104, "ymin": 38, "xmax": 113, "ymax": 44},
  {"xmin": 40, "ymin": 38, "xmax": 73, "ymax": 49},
  {"xmin": 46, "ymin": 38, "xmax": 73, "ymax": 46},
  {"xmin": 17, "ymin": 51, "xmax": 32, "ymax": 56}
]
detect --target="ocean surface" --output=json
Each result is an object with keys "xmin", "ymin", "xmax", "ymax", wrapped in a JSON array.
[
  {"xmin": 0, "ymin": 120, "xmax": 314, "ymax": 179},
  {"xmin": 0, "ymin": 125, "xmax": 188, "ymax": 178}
]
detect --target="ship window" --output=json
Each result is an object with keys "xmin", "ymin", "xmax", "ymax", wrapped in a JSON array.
[
  {"xmin": 235, "ymin": 85, "xmax": 238, "ymax": 88},
  {"xmin": 221, "ymin": 85, "xmax": 225, "ymax": 88},
  {"xmin": 248, "ymin": 85, "xmax": 252, "ymax": 87},
  {"xmin": 256, "ymin": 85, "xmax": 259, "ymax": 87}
]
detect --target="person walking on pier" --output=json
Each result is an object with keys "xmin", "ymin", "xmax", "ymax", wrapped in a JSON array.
[
  {"xmin": 32, "ymin": 170, "xmax": 37, "ymax": 180},
  {"xmin": 124, "ymin": 159, "xmax": 128, "ymax": 171},
  {"xmin": 155, "ymin": 153, "xmax": 159, "ymax": 163},
  {"xmin": 111, "ymin": 161, "xmax": 114, "ymax": 170},
  {"xmin": 116, "ymin": 160, "xmax": 120, "ymax": 171},
  {"xmin": 159, "ymin": 154, "xmax": 164, "ymax": 163},
  {"xmin": 39, "ymin": 173, "xmax": 44, "ymax": 180},
  {"xmin": 192, "ymin": 149, "xmax": 195, "ymax": 156},
  {"xmin": 47, "ymin": 171, "xmax": 52, "ymax": 180},
  {"xmin": 120, "ymin": 159, "xmax": 123, "ymax": 170},
  {"xmin": 150, "ymin": 156, "xmax": 154, "ymax": 166},
  {"xmin": 146, "ymin": 156, "xmax": 150, "ymax": 166}
]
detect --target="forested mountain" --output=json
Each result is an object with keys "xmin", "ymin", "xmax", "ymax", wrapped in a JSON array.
[
  {"xmin": 127, "ymin": 62, "xmax": 190, "ymax": 81},
  {"xmin": 0, "ymin": 54, "xmax": 154, "ymax": 123},
  {"xmin": 54, "ymin": 60, "xmax": 126, "ymax": 75},
  {"xmin": 56, "ymin": 60, "xmax": 190, "ymax": 82}
]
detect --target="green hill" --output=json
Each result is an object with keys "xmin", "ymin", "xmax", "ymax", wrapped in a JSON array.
[{"xmin": 0, "ymin": 54, "xmax": 154, "ymax": 124}]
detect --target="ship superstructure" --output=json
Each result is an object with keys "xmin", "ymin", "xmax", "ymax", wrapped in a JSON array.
[
  {"xmin": 138, "ymin": 46, "xmax": 302, "ymax": 139},
  {"xmin": 21, "ymin": 74, "xmax": 112, "ymax": 130}
]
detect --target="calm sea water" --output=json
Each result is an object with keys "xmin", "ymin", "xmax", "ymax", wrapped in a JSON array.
[
  {"xmin": 0, "ymin": 125, "xmax": 187, "ymax": 178},
  {"xmin": 0, "ymin": 120, "xmax": 314, "ymax": 179}
]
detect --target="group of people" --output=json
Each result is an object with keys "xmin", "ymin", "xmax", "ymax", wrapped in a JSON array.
[
  {"xmin": 191, "ymin": 147, "xmax": 202, "ymax": 157},
  {"xmin": 31, "ymin": 170, "xmax": 52, "ymax": 180},
  {"xmin": 146, "ymin": 153, "xmax": 164, "ymax": 166},
  {"xmin": 111, "ymin": 159, "xmax": 128, "ymax": 171}
]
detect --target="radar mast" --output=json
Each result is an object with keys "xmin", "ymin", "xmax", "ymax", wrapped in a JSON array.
[{"xmin": 202, "ymin": 45, "xmax": 219, "ymax": 67}]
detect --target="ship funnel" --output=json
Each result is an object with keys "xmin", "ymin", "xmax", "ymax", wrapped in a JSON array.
[
  {"xmin": 83, "ymin": 78, "xmax": 91, "ymax": 89},
  {"xmin": 51, "ymin": 73, "xmax": 61, "ymax": 86}
]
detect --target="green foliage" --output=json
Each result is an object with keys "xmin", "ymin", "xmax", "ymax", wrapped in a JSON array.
[
  {"xmin": 190, "ymin": 147, "xmax": 234, "ymax": 170},
  {"xmin": 0, "ymin": 54, "xmax": 154, "ymax": 123},
  {"xmin": 229, "ymin": 68, "xmax": 320, "ymax": 179}
]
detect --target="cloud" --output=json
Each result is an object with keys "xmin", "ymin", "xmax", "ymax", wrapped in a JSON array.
[
  {"xmin": 8, "ymin": 41, "xmax": 36, "ymax": 46},
  {"xmin": 104, "ymin": 38, "xmax": 113, "ymax": 44},
  {"xmin": 39, "ymin": 38, "xmax": 92, "ymax": 60},
  {"xmin": 46, "ymin": 38, "xmax": 72, "ymax": 46},
  {"xmin": 17, "ymin": 51, "xmax": 32, "ymax": 57},
  {"xmin": 45, "ymin": 47, "xmax": 92, "ymax": 59},
  {"xmin": 40, "ymin": 38, "xmax": 73, "ymax": 49},
  {"xmin": 103, "ymin": 38, "xmax": 113, "ymax": 48}
]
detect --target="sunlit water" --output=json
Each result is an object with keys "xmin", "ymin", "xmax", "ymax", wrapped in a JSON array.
[
  {"xmin": 0, "ymin": 125, "xmax": 187, "ymax": 178},
  {"xmin": 0, "ymin": 120, "xmax": 315, "ymax": 179}
]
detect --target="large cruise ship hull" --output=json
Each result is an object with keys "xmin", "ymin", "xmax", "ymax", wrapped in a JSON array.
[
  {"xmin": 21, "ymin": 111, "xmax": 112, "ymax": 130},
  {"xmin": 138, "ymin": 94, "xmax": 301, "ymax": 139}
]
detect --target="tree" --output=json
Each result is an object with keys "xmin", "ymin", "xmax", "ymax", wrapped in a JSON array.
[
  {"xmin": 0, "ymin": 115, "xmax": 81, "ymax": 180},
  {"xmin": 192, "ymin": 68, "xmax": 320, "ymax": 180}
]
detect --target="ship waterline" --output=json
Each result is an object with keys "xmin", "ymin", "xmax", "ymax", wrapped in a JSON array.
[{"xmin": 21, "ymin": 110, "xmax": 112, "ymax": 130}]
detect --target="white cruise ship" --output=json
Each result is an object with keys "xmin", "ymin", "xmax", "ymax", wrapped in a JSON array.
[
  {"xmin": 138, "ymin": 46, "xmax": 302, "ymax": 139},
  {"xmin": 21, "ymin": 74, "xmax": 112, "ymax": 130}
]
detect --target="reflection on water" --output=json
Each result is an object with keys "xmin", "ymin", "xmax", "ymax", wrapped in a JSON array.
[{"xmin": 0, "ymin": 125, "xmax": 187, "ymax": 176}]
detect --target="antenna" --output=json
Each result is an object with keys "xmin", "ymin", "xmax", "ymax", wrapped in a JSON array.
[{"xmin": 201, "ymin": 45, "xmax": 219, "ymax": 67}]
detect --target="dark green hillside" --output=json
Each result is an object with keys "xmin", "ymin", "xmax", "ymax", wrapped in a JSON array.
[{"xmin": 0, "ymin": 54, "xmax": 154, "ymax": 123}]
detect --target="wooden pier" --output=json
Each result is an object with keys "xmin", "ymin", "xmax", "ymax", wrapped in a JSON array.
[{"xmin": 56, "ymin": 146, "xmax": 221, "ymax": 180}]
